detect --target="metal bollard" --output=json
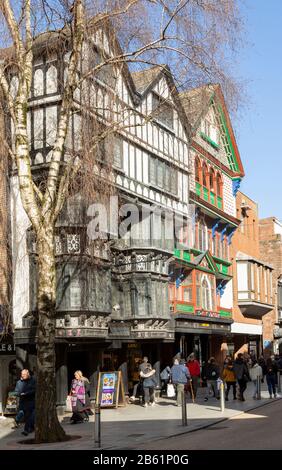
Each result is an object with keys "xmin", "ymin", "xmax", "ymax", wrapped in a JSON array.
[
  {"xmin": 278, "ymin": 373, "xmax": 282, "ymax": 393},
  {"xmin": 257, "ymin": 376, "xmax": 261, "ymax": 400},
  {"xmin": 220, "ymin": 381, "xmax": 225, "ymax": 412},
  {"xmin": 94, "ymin": 404, "xmax": 101, "ymax": 448},
  {"xmin": 181, "ymin": 391, "xmax": 187, "ymax": 426}
]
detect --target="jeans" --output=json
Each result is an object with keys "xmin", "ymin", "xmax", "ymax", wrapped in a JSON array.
[
  {"xmin": 266, "ymin": 375, "xmax": 276, "ymax": 396},
  {"xmin": 23, "ymin": 404, "xmax": 35, "ymax": 433},
  {"xmin": 252, "ymin": 379, "xmax": 260, "ymax": 398},
  {"xmin": 206, "ymin": 380, "xmax": 219, "ymax": 399},
  {"xmin": 15, "ymin": 409, "xmax": 25, "ymax": 424},
  {"xmin": 144, "ymin": 387, "xmax": 155, "ymax": 404}
]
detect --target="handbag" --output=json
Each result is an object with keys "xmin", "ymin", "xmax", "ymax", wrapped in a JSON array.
[
  {"xmin": 167, "ymin": 383, "xmax": 176, "ymax": 398},
  {"xmin": 65, "ymin": 395, "xmax": 72, "ymax": 412}
]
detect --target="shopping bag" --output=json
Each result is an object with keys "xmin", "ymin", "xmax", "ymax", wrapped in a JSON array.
[
  {"xmin": 167, "ymin": 383, "xmax": 176, "ymax": 398},
  {"xmin": 65, "ymin": 395, "xmax": 72, "ymax": 412}
]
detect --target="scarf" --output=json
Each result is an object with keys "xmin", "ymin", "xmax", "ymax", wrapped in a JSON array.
[{"xmin": 71, "ymin": 379, "xmax": 86, "ymax": 409}]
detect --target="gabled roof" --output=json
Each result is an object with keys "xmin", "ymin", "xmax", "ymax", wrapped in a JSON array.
[
  {"xmin": 193, "ymin": 250, "xmax": 218, "ymax": 273},
  {"xmin": 131, "ymin": 65, "xmax": 165, "ymax": 94},
  {"xmin": 180, "ymin": 83, "xmax": 244, "ymax": 177}
]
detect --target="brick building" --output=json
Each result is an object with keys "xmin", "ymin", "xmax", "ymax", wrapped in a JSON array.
[
  {"xmin": 259, "ymin": 217, "xmax": 282, "ymax": 354},
  {"xmin": 168, "ymin": 84, "xmax": 245, "ymax": 365},
  {"xmin": 230, "ymin": 192, "xmax": 274, "ymax": 358}
]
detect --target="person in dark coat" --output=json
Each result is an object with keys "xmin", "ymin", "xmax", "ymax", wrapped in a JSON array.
[
  {"xmin": 266, "ymin": 358, "xmax": 278, "ymax": 398},
  {"xmin": 140, "ymin": 364, "xmax": 157, "ymax": 407},
  {"xmin": 70, "ymin": 370, "xmax": 93, "ymax": 423},
  {"xmin": 202, "ymin": 357, "xmax": 220, "ymax": 401},
  {"xmin": 14, "ymin": 369, "xmax": 36, "ymax": 436},
  {"xmin": 233, "ymin": 353, "xmax": 250, "ymax": 401}
]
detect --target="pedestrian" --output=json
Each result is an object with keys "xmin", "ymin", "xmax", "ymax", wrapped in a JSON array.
[
  {"xmin": 249, "ymin": 360, "xmax": 263, "ymax": 399},
  {"xmin": 202, "ymin": 357, "xmax": 220, "ymax": 401},
  {"xmin": 233, "ymin": 353, "xmax": 250, "ymax": 401},
  {"xmin": 222, "ymin": 359, "xmax": 237, "ymax": 401},
  {"xmin": 160, "ymin": 365, "xmax": 171, "ymax": 397},
  {"xmin": 140, "ymin": 363, "xmax": 157, "ymax": 407},
  {"xmin": 258, "ymin": 356, "xmax": 267, "ymax": 383},
  {"xmin": 265, "ymin": 358, "xmax": 278, "ymax": 398},
  {"xmin": 139, "ymin": 356, "xmax": 149, "ymax": 374},
  {"xmin": 186, "ymin": 353, "xmax": 200, "ymax": 399},
  {"xmin": 14, "ymin": 369, "xmax": 36, "ymax": 436},
  {"xmin": 170, "ymin": 359, "xmax": 191, "ymax": 406},
  {"xmin": 129, "ymin": 360, "xmax": 143, "ymax": 402},
  {"xmin": 70, "ymin": 370, "xmax": 93, "ymax": 424}
]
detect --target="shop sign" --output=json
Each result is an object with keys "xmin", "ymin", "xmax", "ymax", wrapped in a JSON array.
[{"xmin": 0, "ymin": 343, "xmax": 16, "ymax": 354}]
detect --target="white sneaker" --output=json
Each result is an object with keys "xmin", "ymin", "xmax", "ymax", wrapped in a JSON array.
[
  {"xmin": 130, "ymin": 396, "xmax": 135, "ymax": 401},
  {"xmin": 143, "ymin": 403, "xmax": 148, "ymax": 407},
  {"xmin": 151, "ymin": 402, "xmax": 156, "ymax": 406}
]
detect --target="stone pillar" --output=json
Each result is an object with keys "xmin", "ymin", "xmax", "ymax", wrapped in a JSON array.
[
  {"xmin": 89, "ymin": 349, "xmax": 103, "ymax": 405},
  {"xmin": 153, "ymin": 343, "xmax": 161, "ymax": 399},
  {"xmin": 118, "ymin": 362, "xmax": 129, "ymax": 396},
  {"xmin": 56, "ymin": 344, "xmax": 68, "ymax": 415},
  {"xmin": 0, "ymin": 357, "xmax": 10, "ymax": 414},
  {"xmin": 16, "ymin": 346, "xmax": 28, "ymax": 372}
]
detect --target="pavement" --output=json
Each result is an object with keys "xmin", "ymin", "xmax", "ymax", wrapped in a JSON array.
[{"xmin": 0, "ymin": 383, "xmax": 281, "ymax": 450}]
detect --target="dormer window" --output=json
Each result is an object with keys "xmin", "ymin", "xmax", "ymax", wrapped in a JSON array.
[
  {"xmin": 201, "ymin": 118, "xmax": 219, "ymax": 148},
  {"xmin": 152, "ymin": 92, "xmax": 174, "ymax": 129}
]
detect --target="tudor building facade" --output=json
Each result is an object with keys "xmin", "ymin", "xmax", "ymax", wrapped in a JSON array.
[{"xmin": 9, "ymin": 29, "xmax": 192, "ymax": 404}]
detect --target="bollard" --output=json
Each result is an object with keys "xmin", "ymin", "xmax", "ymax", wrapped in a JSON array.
[
  {"xmin": 278, "ymin": 373, "xmax": 282, "ymax": 393},
  {"xmin": 181, "ymin": 391, "xmax": 187, "ymax": 426},
  {"xmin": 257, "ymin": 376, "xmax": 261, "ymax": 400},
  {"xmin": 94, "ymin": 404, "xmax": 101, "ymax": 448},
  {"xmin": 220, "ymin": 381, "xmax": 225, "ymax": 412}
]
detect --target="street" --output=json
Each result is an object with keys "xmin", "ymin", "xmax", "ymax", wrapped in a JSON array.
[{"xmin": 137, "ymin": 399, "xmax": 282, "ymax": 450}]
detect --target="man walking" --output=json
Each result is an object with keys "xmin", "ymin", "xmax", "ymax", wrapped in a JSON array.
[
  {"xmin": 15, "ymin": 369, "xmax": 36, "ymax": 436},
  {"xmin": 170, "ymin": 359, "xmax": 191, "ymax": 406}
]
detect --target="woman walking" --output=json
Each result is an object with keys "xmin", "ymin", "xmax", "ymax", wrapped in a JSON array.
[
  {"xmin": 266, "ymin": 358, "xmax": 278, "ymax": 398},
  {"xmin": 222, "ymin": 359, "xmax": 237, "ymax": 401},
  {"xmin": 249, "ymin": 360, "xmax": 263, "ymax": 399},
  {"xmin": 70, "ymin": 370, "xmax": 93, "ymax": 424},
  {"xmin": 140, "ymin": 363, "xmax": 157, "ymax": 407}
]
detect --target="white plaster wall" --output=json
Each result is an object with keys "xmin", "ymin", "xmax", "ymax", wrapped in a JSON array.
[
  {"xmin": 10, "ymin": 176, "xmax": 31, "ymax": 328},
  {"xmin": 220, "ymin": 279, "xmax": 233, "ymax": 309},
  {"xmin": 274, "ymin": 219, "xmax": 282, "ymax": 236},
  {"xmin": 223, "ymin": 174, "xmax": 236, "ymax": 217}
]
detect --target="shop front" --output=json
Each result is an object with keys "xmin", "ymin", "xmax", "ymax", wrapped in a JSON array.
[
  {"xmin": 230, "ymin": 322, "xmax": 263, "ymax": 358},
  {"xmin": 175, "ymin": 316, "xmax": 233, "ymax": 367}
]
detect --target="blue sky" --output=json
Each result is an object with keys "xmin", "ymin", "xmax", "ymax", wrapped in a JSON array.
[{"xmin": 235, "ymin": 0, "xmax": 282, "ymax": 220}]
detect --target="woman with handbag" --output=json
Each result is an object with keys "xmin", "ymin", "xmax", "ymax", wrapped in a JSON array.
[{"xmin": 70, "ymin": 370, "xmax": 93, "ymax": 424}]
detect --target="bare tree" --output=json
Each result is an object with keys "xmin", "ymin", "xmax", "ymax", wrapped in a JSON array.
[{"xmin": 0, "ymin": 0, "xmax": 244, "ymax": 443}]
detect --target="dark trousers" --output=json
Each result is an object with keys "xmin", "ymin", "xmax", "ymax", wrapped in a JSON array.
[
  {"xmin": 189, "ymin": 376, "xmax": 199, "ymax": 398},
  {"xmin": 238, "ymin": 379, "xmax": 247, "ymax": 399},
  {"xmin": 225, "ymin": 382, "xmax": 237, "ymax": 399},
  {"xmin": 23, "ymin": 404, "xmax": 35, "ymax": 433},
  {"xmin": 266, "ymin": 375, "xmax": 276, "ymax": 395}
]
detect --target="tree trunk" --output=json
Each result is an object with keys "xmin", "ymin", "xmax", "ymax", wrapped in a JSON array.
[{"xmin": 35, "ymin": 224, "xmax": 67, "ymax": 443}]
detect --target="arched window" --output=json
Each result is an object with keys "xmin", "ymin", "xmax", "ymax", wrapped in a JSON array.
[
  {"xmin": 202, "ymin": 163, "xmax": 208, "ymax": 188},
  {"xmin": 33, "ymin": 68, "xmax": 44, "ymax": 96},
  {"xmin": 201, "ymin": 275, "xmax": 211, "ymax": 311},
  {"xmin": 209, "ymin": 168, "xmax": 215, "ymax": 192},
  {"xmin": 216, "ymin": 173, "xmax": 222, "ymax": 197},
  {"xmin": 198, "ymin": 220, "xmax": 208, "ymax": 251},
  {"xmin": 46, "ymin": 65, "xmax": 57, "ymax": 94},
  {"xmin": 195, "ymin": 157, "xmax": 201, "ymax": 183}
]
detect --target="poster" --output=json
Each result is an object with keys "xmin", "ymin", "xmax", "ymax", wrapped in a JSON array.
[
  {"xmin": 4, "ymin": 393, "xmax": 18, "ymax": 414},
  {"xmin": 96, "ymin": 371, "xmax": 125, "ymax": 408},
  {"xmin": 101, "ymin": 373, "xmax": 116, "ymax": 406}
]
